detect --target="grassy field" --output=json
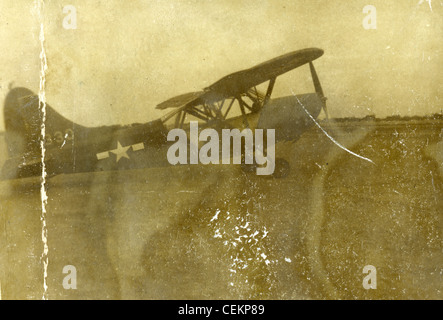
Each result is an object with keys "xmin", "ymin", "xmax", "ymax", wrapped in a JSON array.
[{"xmin": 0, "ymin": 118, "xmax": 442, "ymax": 299}]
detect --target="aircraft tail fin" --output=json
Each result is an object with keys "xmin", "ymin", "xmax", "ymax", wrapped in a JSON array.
[{"xmin": 3, "ymin": 87, "xmax": 84, "ymax": 158}]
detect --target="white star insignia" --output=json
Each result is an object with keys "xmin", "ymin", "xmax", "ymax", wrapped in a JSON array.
[
  {"xmin": 96, "ymin": 141, "xmax": 145, "ymax": 162},
  {"xmin": 110, "ymin": 141, "xmax": 130, "ymax": 162}
]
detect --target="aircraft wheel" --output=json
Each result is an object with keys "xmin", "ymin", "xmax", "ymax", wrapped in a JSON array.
[
  {"xmin": 240, "ymin": 162, "xmax": 257, "ymax": 173},
  {"xmin": 273, "ymin": 158, "xmax": 290, "ymax": 179},
  {"xmin": 240, "ymin": 152, "xmax": 257, "ymax": 174}
]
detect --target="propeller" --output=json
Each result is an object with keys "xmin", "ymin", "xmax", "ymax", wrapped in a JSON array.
[{"xmin": 309, "ymin": 62, "xmax": 328, "ymax": 119}]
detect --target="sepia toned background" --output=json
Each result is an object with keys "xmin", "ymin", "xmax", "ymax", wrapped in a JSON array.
[
  {"xmin": 0, "ymin": 0, "xmax": 441, "ymax": 130},
  {"xmin": 0, "ymin": 0, "xmax": 442, "ymax": 300}
]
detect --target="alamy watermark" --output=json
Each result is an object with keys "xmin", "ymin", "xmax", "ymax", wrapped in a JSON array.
[
  {"xmin": 362, "ymin": 265, "xmax": 377, "ymax": 289},
  {"xmin": 167, "ymin": 121, "xmax": 276, "ymax": 175},
  {"xmin": 62, "ymin": 5, "xmax": 77, "ymax": 30},
  {"xmin": 362, "ymin": 5, "xmax": 377, "ymax": 30},
  {"xmin": 62, "ymin": 265, "xmax": 77, "ymax": 290}
]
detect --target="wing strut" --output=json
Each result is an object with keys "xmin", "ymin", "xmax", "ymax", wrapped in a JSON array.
[
  {"xmin": 223, "ymin": 99, "xmax": 236, "ymax": 120},
  {"xmin": 264, "ymin": 77, "xmax": 276, "ymax": 106},
  {"xmin": 309, "ymin": 62, "xmax": 328, "ymax": 119},
  {"xmin": 236, "ymin": 96, "xmax": 250, "ymax": 128}
]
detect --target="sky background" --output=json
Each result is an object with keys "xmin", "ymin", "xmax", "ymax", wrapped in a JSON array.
[{"xmin": 0, "ymin": 0, "xmax": 441, "ymax": 130}]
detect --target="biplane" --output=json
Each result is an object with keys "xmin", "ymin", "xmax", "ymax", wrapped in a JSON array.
[{"xmin": 1, "ymin": 48, "xmax": 327, "ymax": 180}]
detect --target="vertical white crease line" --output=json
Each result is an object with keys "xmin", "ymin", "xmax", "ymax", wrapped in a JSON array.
[
  {"xmin": 37, "ymin": 0, "xmax": 49, "ymax": 300},
  {"xmin": 290, "ymin": 89, "xmax": 375, "ymax": 165}
]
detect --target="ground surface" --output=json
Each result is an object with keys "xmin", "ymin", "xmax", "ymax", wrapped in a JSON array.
[{"xmin": 0, "ymin": 118, "xmax": 442, "ymax": 299}]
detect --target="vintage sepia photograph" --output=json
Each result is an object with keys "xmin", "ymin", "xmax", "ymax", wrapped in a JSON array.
[{"xmin": 0, "ymin": 0, "xmax": 441, "ymax": 302}]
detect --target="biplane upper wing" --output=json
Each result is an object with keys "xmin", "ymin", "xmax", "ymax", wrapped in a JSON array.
[
  {"xmin": 156, "ymin": 91, "xmax": 205, "ymax": 110},
  {"xmin": 156, "ymin": 48, "xmax": 324, "ymax": 112},
  {"xmin": 156, "ymin": 48, "xmax": 326, "ymax": 130},
  {"xmin": 205, "ymin": 48, "xmax": 324, "ymax": 98}
]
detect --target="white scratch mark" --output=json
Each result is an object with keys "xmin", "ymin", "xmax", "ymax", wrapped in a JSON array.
[
  {"xmin": 240, "ymin": 221, "xmax": 249, "ymax": 229},
  {"xmin": 418, "ymin": 0, "xmax": 433, "ymax": 11},
  {"xmin": 430, "ymin": 171, "xmax": 436, "ymax": 192},
  {"xmin": 37, "ymin": 0, "xmax": 49, "ymax": 300},
  {"xmin": 262, "ymin": 227, "xmax": 268, "ymax": 239},
  {"xmin": 213, "ymin": 229, "xmax": 222, "ymax": 238},
  {"xmin": 60, "ymin": 133, "xmax": 68, "ymax": 149},
  {"xmin": 291, "ymin": 90, "xmax": 375, "ymax": 165},
  {"xmin": 210, "ymin": 209, "xmax": 220, "ymax": 222}
]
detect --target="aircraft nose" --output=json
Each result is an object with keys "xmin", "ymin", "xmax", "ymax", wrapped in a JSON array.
[{"xmin": 257, "ymin": 93, "xmax": 324, "ymax": 142}]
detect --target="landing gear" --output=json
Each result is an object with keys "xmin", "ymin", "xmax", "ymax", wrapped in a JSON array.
[
  {"xmin": 240, "ymin": 162, "xmax": 257, "ymax": 173},
  {"xmin": 240, "ymin": 157, "xmax": 290, "ymax": 179},
  {"xmin": 272, "ymin": 158, "xmax": 290, "ymax": 179},
  {"xmin": 240, "ymin": 152, "xmax": 257, "ymax": 174}
]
